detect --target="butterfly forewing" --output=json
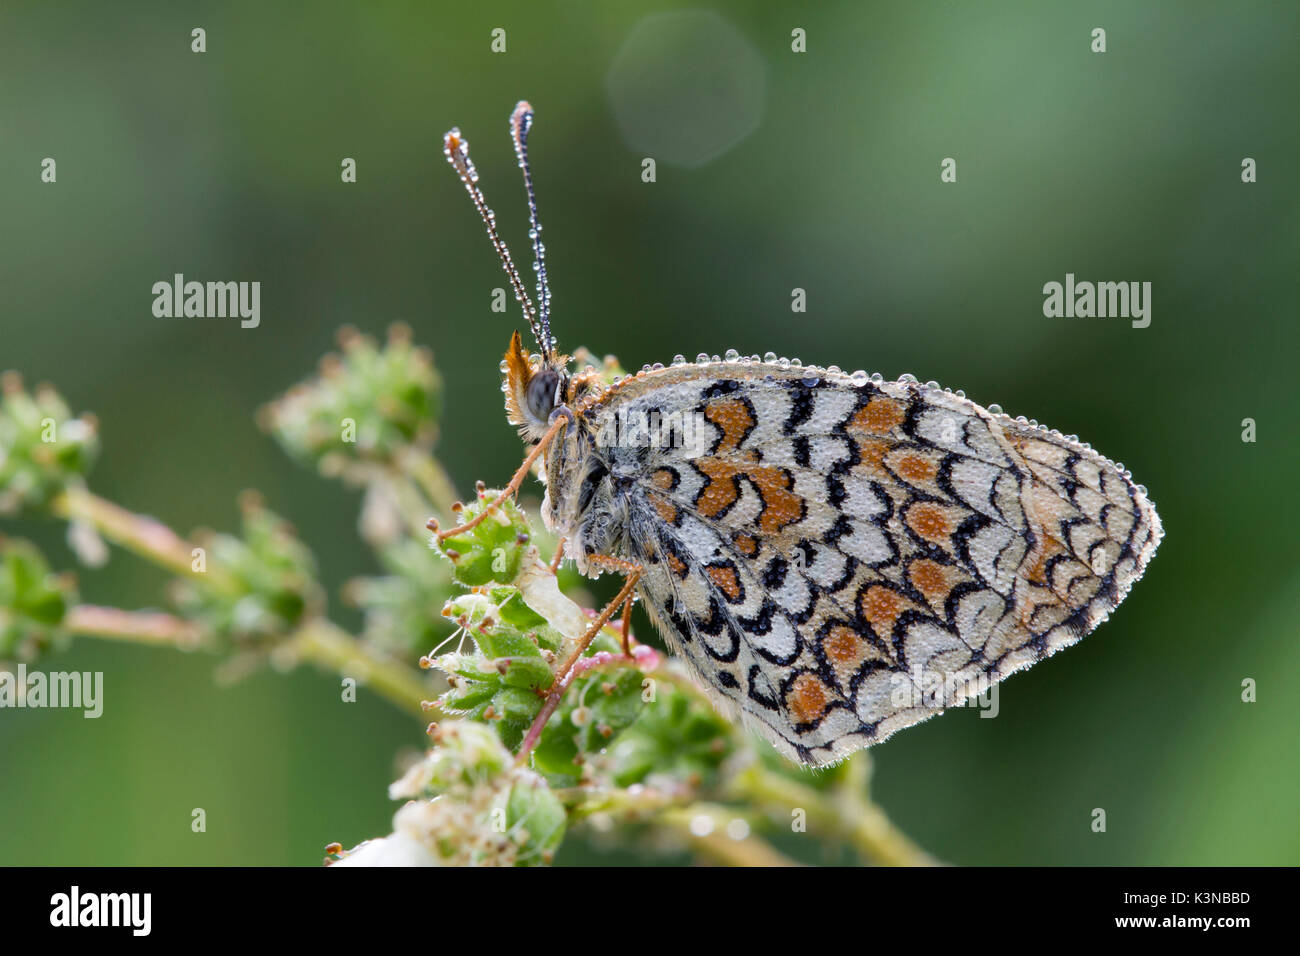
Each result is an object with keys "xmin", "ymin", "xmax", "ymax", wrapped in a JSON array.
[{"xmin": 580, "ymin": 362, "xmax": 1162, "ymax": 766}]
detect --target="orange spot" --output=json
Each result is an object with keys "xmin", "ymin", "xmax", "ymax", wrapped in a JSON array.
[
  {"xmin": 733, "ymin": 533, "xmax": 758, "ymax": 558},
  {"xmin": 704, "ymin": 400, "xmax": 755, "ymax": 454},
  {"xmin": 705, "ymin": 565, "xmax": 742, "ymax": 602},
  {"xmin": 666, "ymin": 553, "xmax": 688, "ymax": 579},
  {"xmin": 860, "ymin": 585, "xmax": 907, "ymax": 635},
  {"xmin": 651, "ymin": 468, "xmax": 676, "ymax": 491},
  {"xmin": 906, "ymin": 503, "xmax": 953, "ymax": 545},
  {"xmin": 788, "ymin": 673, "xmax": 829, "ymax": 724},
  {"xmin": 695, "ymin": 459, "xmax": 740, "ymax": 518},
  {"xmin": 909, "ymin": 559, "xmax": 950, "ymax": 603},
  {"xmin": 651, "ymin": 495, "xmax": 678, "ymax": 525},
  {"xmin": 853, "ymin": 438, "xmax": 891, "ymax": 474},
  {"xmin": 750, "ymin": 466, "xmax": 802, "ymax": 534},
  {"xmin": 850, "ymin": 398, "xmax": 905, "ymax": 435},
  {"xmin": 696, "ymin": 459, "xmax": 801, "ymax": 533},
  {"xmin": 895, "ymin": 452, "xmax": 936, "ymax": 483},
  {"xmin": 823, "ymin": 625, "xmax": 863, "ymax": 664}
]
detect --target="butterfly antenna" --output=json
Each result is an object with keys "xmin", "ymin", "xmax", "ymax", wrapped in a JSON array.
[
  {"xmin": 442, "ymin": 125, "xmax": 543, "ymax": 350},
  {"xmin": 509, "ymin": 101, "xmax": 554, "ymax": 360}
]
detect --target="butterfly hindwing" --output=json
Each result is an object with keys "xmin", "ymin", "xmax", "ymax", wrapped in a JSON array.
[{"xmin": 583, "ymin": 362, "xmax": 1162, "ymax": 766}]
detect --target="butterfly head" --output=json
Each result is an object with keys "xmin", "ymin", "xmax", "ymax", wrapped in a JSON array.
[{"xmin": 501, "ymin": 329, "xmax": 571, "ymax": 443}]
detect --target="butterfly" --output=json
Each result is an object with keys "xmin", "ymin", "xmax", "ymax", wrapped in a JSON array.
[{"xmin": 436, "ymin": 102, "xmax": 1163, "ymax": 767}]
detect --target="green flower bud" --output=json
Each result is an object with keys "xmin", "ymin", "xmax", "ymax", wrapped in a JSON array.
[
  {"xmin": 172, "ymin": 495, "xmax": 322, "ymax": 650},
  {"xmin": 258, "ymin": 325, "xmax": 441, "ymax": 477},
  {"xmin": 0, "ymin": 537, "xmax": 76, "ymax": 661},
  {"xmin": 0, "ymin": 373, "xmax": 98, "ymax": 515},
  {"xmin": 505, "ymin": 772, "xmax": 566, "ymax": 865},
  {"xmin": 435, "ymin": 491, "xmax": 530, "ymax": 586}
]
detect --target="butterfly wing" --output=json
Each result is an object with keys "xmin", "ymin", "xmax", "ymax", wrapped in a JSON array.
[{"xmin": 587, "ymin": 362, "xmax": 1162, "ymax": 766}]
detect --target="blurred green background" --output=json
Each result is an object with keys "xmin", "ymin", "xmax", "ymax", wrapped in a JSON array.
[{"xmin": 2, "ymin": 0, "xmax": 1297, "ymax": 865}]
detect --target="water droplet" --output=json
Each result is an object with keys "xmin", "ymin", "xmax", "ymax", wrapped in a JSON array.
[
  {"xmin": 672, "ymin": 354, "xmax": 686, "ymax": 366},
  {"xmin": 827, "ymin": 365, "xmax": 841, "ymax": 375},
  {"xmin": 790, "ymin": 358, "xmax": 803, "ymax": 368},
  {"xmin": 988, "ymin": 403, "xmax": 1003, "ymax": 414},
  {"xmin": 899, "ymin": 372, "xmax": 917, "ymax": 383},
  {"xmin": 801, "ymin": 376, "xmax": 820, "ymax": 388},
  {"xmin": 871, "ymin": 372, "xmax": 884, "ymax": 383},
  {"xmin": 498, "ymin": 359, "xmax": 509, "ymax": 373},
  {"xmin": 850, "ymin": 370, "xmax": 868, "ymax": 385},
  {"xmin": 696, "ymin": 353, "xmax": 710, "ymax": 364},
  {"xmin": 725, "ymin": 349, "xmax": 740, "ymax": 362},
  {"xmin": 764, "ymin": 351, "xmax": 777, "ymax": 363}
]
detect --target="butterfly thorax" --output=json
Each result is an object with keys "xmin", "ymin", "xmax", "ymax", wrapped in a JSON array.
[{"xmin": 537, "ymin": 418, "xmax": 631, "ymax": 576}]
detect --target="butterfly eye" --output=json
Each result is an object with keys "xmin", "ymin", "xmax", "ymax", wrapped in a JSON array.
[{"xmin": 525, "ymin": 368, "xmax": 561, "ymax": 423}]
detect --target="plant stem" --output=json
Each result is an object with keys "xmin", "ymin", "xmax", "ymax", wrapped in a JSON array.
[
  {"xmin": 285, "ymin": 616, "xmax": 435, "ymax": 720},
  {"xmin": 65, "ymin": 605, "xmax": 204, "ymax": 650},
  {"xmin": 734, "ymin": 764, "xmax": 939, "ymax": 866},
  {"xmin": 64, "ymin": 604, "xmax": 435, "ymax": 720},
  {"xmin": 560, "ymin": 786, "xmax": 799, "ymax": 866},
  {"xmin": 50, "ymin": 486, "xmax": 239, "ymax": 594},
  {"xmin": 659, "ymin": 805, "xmax": 801, "ymax": 866}
]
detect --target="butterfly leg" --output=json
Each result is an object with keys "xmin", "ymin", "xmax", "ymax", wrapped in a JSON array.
[
  {"xmin": 551, "ymin": 559, "xmax": 642, "ymax": 680},
  {"xmin": 617, "ymin": 595, "xmax": 634, "ymax": 657},
  {"xmin": 515, "ymin": 562, "xmax": 642, "ymax": 766},
  {"xmin": 548, "ymin": 537, "xmax": 566, "ymax": 574},
  {"xmin": 428, "ymin": 414, "xmax": 567, "ymax": 541}
]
